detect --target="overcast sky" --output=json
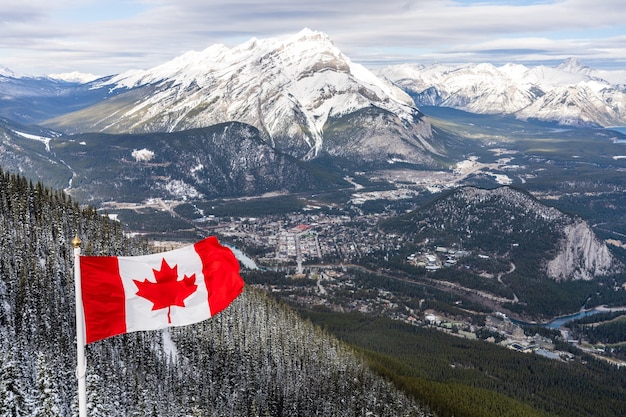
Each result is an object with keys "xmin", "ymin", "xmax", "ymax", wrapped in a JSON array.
[{"xmin": 2, "ymin": 0, "xmax": 625, "ymax": 77}]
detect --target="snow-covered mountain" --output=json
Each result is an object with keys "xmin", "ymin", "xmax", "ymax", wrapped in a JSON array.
[
  {"xmin": 379, "ymin": 58, "xmax": 626, "ymax": 127},
  {"xmin": 0, "ymin": 64, "xmax": 18, "ymax": 78},
  {"xmin": 48, "ymin": 71, "xmax": 101, "ymax": 83},
  {"xmin": 47, "ymin": 29, "xmax": 439, "ymax": 165}
]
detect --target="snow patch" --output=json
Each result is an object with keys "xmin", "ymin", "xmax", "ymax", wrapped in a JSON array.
[
  {"xmin": 132, "ymin": 148, "xmax": 155, "ymax": 162},
  {"xmin": 486, "ymin": 172, "xmax": 513, "ymax": 185},
  {"xmin": 165, "ymin": 180, "xmax": 202, "ymax": 200},
  {"xmin": 343, "ymin": 176, "xmax": 364, "ymax": 190},
  {"xmin": 161, "ymin": 328, "xmax": 178, "ymax": 363},
  {"xmin": 387, "ymin": 157, "xmax": 411, "ymax": 164},
  {"xmin": 12, "ymin": 130, "xmax": 52, "ymax": 152}
]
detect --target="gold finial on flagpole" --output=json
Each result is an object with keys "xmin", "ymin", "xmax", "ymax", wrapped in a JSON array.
[{"xmin": 72, "ymin": 235, "xmax": 82, "ymax": 248}]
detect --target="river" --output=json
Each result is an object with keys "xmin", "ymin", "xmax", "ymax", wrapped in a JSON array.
[
  {"xmin": 228, "ymin": 246, "xmax": 259, "ymax": 270},
  {"xmin": 514, "ymin": 306, "xmax": 626, "ymax": 329}
]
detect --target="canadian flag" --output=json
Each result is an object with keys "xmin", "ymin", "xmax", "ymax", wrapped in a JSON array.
[{"xmin": 79, "ymin": 236, "xmax": 244, "ymax": 344}]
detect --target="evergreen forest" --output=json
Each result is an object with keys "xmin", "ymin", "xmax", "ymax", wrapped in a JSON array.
[{"xmin": 0, "ymin": 168, "xmax": 427, "ymax": 416}]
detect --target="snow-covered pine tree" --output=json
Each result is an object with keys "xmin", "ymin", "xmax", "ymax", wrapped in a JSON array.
[
  {"xmin": 0, "ymin": 351, "xmax": 29, "ymax": 417},
  {"xmin": 34, "ymin": 352, "xmax": 61, "ymax": 417}
]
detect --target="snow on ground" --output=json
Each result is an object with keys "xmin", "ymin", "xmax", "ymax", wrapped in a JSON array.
[
  {"xmin": 132, "ymin": 148, "xmax": 155, "ymax": 161},
  {"xmin": 12, "ymin": 130, "xmax": 52, "ymax": 151},
  {"xmin": 454, "ymin": 155, "xmax": 514, "ymax": 184},
  {"xmin": 344, "ymin": 176, "xmax": 364, "ymax": 190},
  {"xmin": 161, "ymin": 328, "xmax": 178, "ymax": 363},
  {"xmin": 486, "ymin": 173, "xmax": 513, "ymax": 185}
]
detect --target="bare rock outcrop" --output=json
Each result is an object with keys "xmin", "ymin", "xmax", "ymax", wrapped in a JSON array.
[{"xmin": 546, "ymin": 220, "xmax": 622, "ymax": 281}]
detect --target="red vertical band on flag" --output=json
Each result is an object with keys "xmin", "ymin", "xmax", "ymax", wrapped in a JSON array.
[
  {"xmin": 194, "ymin": 237, "xmax": 244, "ymax": 316},
  {"xmin": 80, "ymin": 256, "xmax": 127, "ymax": 344}
]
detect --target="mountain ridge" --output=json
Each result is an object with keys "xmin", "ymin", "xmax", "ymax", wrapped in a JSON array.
[
  {"xmin": 0, "ymin": 118, "xmax": 347, "ymax": 203},
  {"xmin": 379, "ymin": 58, "xmax": 626, "ymax": 127}
]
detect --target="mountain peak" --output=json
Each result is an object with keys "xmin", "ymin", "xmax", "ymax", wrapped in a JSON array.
[
  {"xmin": 557, "ymin": 57, "xmax": 588, "ymax": 73},
  {"xmin": 0, "ymin": 65, "xmax": 17, "ymax": 78},
  {"xmin": 291, "ymin": 27, "xmax": 334, "ymax": 44}
]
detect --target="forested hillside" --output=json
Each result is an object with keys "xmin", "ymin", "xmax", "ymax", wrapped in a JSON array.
[{"xmin": 0, "ymin": 168, "xmax": 427, "ymax": 416}]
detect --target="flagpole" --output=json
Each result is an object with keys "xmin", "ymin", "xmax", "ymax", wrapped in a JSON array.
[{"xmin": 72, "ymin": 235, "xmax": 87, "ymax": 417}]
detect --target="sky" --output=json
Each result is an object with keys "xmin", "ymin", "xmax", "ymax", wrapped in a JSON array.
[{"xmin": 2, "ymin": 0, "xmax": 626, "ymax": 77}]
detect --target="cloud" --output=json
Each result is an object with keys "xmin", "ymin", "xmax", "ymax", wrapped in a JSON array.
[{"xmin": 1, "ymin": 0, "xmax": 625, "ymax": 75}]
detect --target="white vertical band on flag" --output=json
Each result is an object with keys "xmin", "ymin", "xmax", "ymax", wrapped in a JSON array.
[{"xmin": 117, "ymin": 244, "xmax": 211, "ymax": 333}]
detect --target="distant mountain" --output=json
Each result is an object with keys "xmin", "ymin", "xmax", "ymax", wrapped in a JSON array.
[
  {"xmin": 48, "ymin": 71, "xmax": 102, "ymax": 83},
  {"xmin": 382, "ymin": 186, "xmax": 622, "ymax": 281},
  {"xmin": 60, "ymin": 123, "xmax": 347, "ymax": 203},
  {"xmin": 0, "ymin": 65, "xmax": 17, "ymax": 77},
  {"xmin": 0, "ymin": 118, "xmax": 344, "ymax": 202},
  {"xmin": 379, "ymin": 58, "xmax": 626, "ymax": 127},
  {"xmin": 0, "ymin": 70, "xmax": 115, "ymax": 124},
  {"xmin": 45, "ymin": 29, "xmax": 441, "ymax": 166}
]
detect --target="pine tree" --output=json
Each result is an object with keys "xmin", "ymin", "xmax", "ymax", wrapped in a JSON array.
[
  {"xmin": 34, "ymin": 352, "xmax": 61, "ymax": 417},
  {"xmin": 0, "ymin": 351, "xmax": 29, "ymax": 417},
  {"xmin": 85, "ymin": 374, "xmax": 108, "ymax": 417}
]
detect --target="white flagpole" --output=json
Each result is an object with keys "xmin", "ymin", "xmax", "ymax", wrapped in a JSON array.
[{"xmin": 72, "ymin": 235, "xmax": 87, "ymax": 417}]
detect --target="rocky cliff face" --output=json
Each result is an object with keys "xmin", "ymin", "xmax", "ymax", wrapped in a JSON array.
[{"xmin": 546, "ymin": 220, "xmax": 620, "ymax": 281}]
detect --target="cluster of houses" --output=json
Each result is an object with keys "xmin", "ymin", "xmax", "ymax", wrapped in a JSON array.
[
  {"xmin": 407, "ymin": 247, "xmax": 470, "ymax": 270},
  {"xmin": 423, "ymin": 310, "xmax": 574, "ymax": 361}
]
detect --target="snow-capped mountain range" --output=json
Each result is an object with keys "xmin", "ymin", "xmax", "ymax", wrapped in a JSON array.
[
  {"xmin": 47, "ymin": 29, "xmax": 438, "ymax": 165},
  {"xmin": 378, "ymin": 58, "xmax": 626, "ymax": 127},
  {"xmin": 3, "ymin": 29, "xmax": 626, "ymax": 164}
]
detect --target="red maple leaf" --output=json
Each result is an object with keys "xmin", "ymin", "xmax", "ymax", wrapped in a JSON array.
[{"xmin": 134, "ymin": 258, "xmax": 198, "ymax": 323}]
